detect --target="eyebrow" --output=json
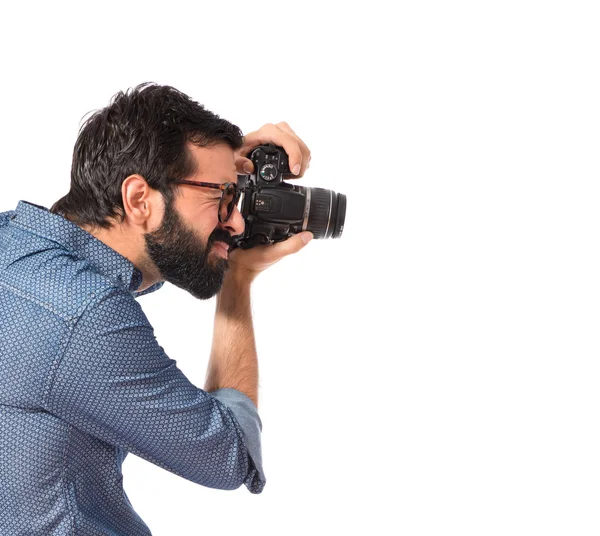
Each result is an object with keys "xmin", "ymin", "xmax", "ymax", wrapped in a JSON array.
[{"xmin": 216, "ymin": 178, "xmax": 238, "ymax": 187}]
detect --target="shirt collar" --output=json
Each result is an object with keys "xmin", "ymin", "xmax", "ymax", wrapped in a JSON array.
[{"xmin": 10, "ymin": 200, "xmax": 164, "ymax": 298}]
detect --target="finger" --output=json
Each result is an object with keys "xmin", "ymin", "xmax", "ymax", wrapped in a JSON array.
[
  {"xmin": 239, "ymin": 124, "xmax": 304, "ymax": 177},
  {"xmin": 273, "ymin": 121, "xmax": 298, "ymax": 137},
  {"xmin": 275, "ymin": 122, "xmax": 311, "ymax": 178},
  {"xmin": 235, "ymin": 156, "xmax": 254, "ymax": 174}
]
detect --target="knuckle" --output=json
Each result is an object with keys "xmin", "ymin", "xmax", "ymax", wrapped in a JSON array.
[{"xmin": 257, "ymin": 123, "xmax": 274, "ymax": 137}]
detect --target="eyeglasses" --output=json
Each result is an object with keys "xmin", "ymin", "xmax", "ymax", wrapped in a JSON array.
[{"xmin": 169, "ymin": 179, "xmax": 243, "ymax": 223}]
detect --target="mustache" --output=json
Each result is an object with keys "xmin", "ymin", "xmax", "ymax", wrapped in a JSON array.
[{"xmin": 208, "ymin": 229, "xmax": 235, "ymax": 248}]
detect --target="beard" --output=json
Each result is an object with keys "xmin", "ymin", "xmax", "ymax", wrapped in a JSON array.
[{"xmin": 143, "ymin": 195, "xmax": 234, "ymax": 300}]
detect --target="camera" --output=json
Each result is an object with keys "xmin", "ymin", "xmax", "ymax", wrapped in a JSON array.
[{"xmin": 231, "ymin": 144, "xmax": 347, "ymax": 250}]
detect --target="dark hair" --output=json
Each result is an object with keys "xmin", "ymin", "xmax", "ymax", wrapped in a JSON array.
[{"xmin": 50, "ymin": 82, "xmax": 244, "ymax": 229}]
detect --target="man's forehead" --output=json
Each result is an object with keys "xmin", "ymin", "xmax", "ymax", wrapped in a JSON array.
[{"xmin": 186, "ymin": 142, "xmax": 238, "ymax": 183}]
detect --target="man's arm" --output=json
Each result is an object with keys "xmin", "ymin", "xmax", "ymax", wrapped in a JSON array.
[
  {"xmin": 200, "ymin": 120, "xmax": 313, "ymax": 487},
  {"xmin": 203, "ymin": 223, "xmax": 313, "ymax": 408},
  {"xmin": 204, "ymin": 268, "xmax": 258, "ymax": 407},
  {"xmin": 45, "ymin": 286, "xmax": 266, "ymax": 493}
]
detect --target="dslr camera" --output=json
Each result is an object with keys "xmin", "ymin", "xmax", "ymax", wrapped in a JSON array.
[{"xmin": 231, "ymin": 144, "xmax": 347, "ymax": 250}]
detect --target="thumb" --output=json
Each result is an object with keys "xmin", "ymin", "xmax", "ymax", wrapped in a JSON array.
[
  {"xmin": 269, "ymin": 232, "xmax": 313, "ymax": 260},
  {"xmin": 235, "ymin": 156, "xmax": 254, "ymax": 175}
]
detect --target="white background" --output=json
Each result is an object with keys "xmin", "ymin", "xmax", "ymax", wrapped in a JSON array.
[{"xmin": 1, "ymin": 1, "xmax": 599, "ymax": 535}]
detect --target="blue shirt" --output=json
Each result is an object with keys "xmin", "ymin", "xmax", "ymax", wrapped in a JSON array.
[{"xmin": 0, "ymin": 200, "xmax": 265, "ymax": 535}]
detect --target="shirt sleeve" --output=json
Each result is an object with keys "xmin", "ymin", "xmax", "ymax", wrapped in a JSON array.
[{"xmin": 44, "ymin": 286, "xmax": 266, "ymax": 494}]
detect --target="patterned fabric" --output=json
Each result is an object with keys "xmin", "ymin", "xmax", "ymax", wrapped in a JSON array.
[{"xmin": 0, "ymin": 200, "xmax": 265, "ymax": 536}]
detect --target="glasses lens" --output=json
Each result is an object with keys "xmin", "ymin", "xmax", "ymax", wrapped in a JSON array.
[
  {"xmin": 220, "ymin": 184, "xmax": 237, "ymax": 222},
  {"xmin": 236, "ymin": 190, "xmax": 244, "ymax": 213}
]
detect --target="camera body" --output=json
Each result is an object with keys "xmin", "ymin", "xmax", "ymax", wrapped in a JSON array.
[{"xmin": 232, "ymin": 144, "xmax": 346, "ymax": 250}]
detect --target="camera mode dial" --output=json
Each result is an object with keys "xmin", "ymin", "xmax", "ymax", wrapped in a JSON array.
[{"xmin": 260, "ymin": 163, "xmax": 278, "ymax": 182}]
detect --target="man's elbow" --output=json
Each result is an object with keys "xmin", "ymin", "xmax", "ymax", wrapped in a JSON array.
[{"xmin": 189, "ymin": 426, "xmax": 251, "ymax": 490}]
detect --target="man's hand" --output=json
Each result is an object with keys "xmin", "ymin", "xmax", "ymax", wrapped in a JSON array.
[
  {"xmin": 227, "ymin": 231, "xmax": 313, "ymax": 283},
  {"xmin": 234, "ymin": 122, "xmax": 312, "ymax": 177}
]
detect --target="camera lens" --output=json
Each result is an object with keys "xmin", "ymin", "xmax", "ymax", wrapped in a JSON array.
[{"xmin": 300, "ymin": 187, "xmax": 346, "ymax": 239}]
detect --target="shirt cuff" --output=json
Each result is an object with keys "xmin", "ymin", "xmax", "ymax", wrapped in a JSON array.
[{"xmin": 209, "ymin": 388, "xmax": 265, "ymax": 493}]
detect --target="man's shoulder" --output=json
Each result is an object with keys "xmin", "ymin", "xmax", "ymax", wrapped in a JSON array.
[
  {"xmin": 1, "ymin": 239, "xmax": 135, "ymax": 323},
  {"xmin": 47, "ymin": 265, "xmax": 142, "ymax": 326}
]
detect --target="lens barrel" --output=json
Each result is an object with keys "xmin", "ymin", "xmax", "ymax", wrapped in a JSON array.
[{"xmin": 300, "ymin": 186, "xmax": 346, "ymax": 239}]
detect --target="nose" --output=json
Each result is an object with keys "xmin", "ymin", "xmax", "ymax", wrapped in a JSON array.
[{"xmin": 219, "ymin": 205, "xmax": 245, "ymax": 237}]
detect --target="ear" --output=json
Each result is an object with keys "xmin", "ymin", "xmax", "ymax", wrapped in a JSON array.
[{"xmin": 121, "ymin": 175, "xmax": 164, "ymax": 231}]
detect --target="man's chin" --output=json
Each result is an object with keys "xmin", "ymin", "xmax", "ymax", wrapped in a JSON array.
[
  {"xmin": 209, "ymin": 254, "xmax": 229, "ymax": 271},
  {"xmin": 209, "ymin": 246, "xmax": 229, "ymax": 266},
  {"xmin": 185, "ymin": 271, "xmax": 227, "ymax": 300}
]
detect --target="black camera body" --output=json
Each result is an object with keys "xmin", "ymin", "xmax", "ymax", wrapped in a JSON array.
[{"xmin": 232, "ymin": 144, "xmax": 346, "ymax": 250}]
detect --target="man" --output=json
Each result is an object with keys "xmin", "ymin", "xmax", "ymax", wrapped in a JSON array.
[{"xmin": 0, "ymin": 82, "xmax": 313, "ymax": 535}]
